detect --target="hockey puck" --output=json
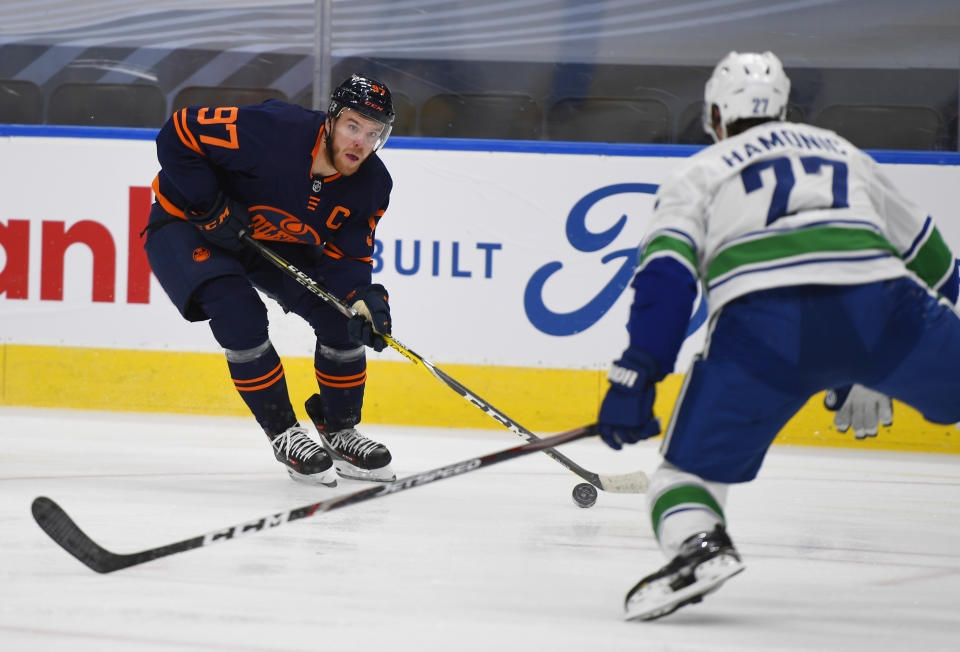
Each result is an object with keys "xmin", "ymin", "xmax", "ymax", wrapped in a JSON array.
[{"xmin": 572, "ymin": 482, "xmax": 598, "ymax": 508}]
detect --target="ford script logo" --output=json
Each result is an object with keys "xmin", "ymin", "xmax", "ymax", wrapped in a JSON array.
[{"xmin": 524, "ymin": 182, "xmax": 706, "ymax": 337}]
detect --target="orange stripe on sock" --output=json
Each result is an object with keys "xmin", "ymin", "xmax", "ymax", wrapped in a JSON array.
[
  {"xmin": 315, "ymin": 369, "xmax": 366, "ymax": 388},
  {"xmin": 234, "ymin": 362, "xmax": 284, "ymax": 386},
  {"xmin": 316, "ymin": 369, "xmax": 366, "ymax": 382},
  {"xmin": 235, "ymin": 369, "xmax": 285, "ymax": 392}
]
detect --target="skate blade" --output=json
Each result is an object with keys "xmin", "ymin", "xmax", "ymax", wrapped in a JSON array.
[
  {"xmin": 286, "ymin": 467, "xmax": 338, "ymax": 487},
  {"xmin": 333, "ymin": 461, "xmax": 396, "ymax": 483},
  {"xmin": 624, "ymin": 555, "xmax": 745, "ymax": 622}
]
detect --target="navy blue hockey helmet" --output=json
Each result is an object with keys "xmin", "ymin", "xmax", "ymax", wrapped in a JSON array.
[{"xmin": 328, "ymin": 74, "xmax": 395, "ymax": 150}]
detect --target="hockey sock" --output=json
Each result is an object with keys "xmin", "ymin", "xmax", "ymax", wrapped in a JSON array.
[
  {"xmin": 226, "ymin": 341, "xmax": 297, "ymax": 436},
  {"xmin": 194, "ymin": 276, "xmax": 295, "ymax": 435},
  {"xmin": 647, "ymin": 462, "xmax": 729, "ymax": 557},
  {"xmin": 314, "ymin": 342, "xmax": 366, "ymax": 431}
]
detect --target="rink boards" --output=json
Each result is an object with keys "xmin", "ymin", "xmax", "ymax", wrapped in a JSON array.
[{"xmin": 1, "ymin": 126, "xmax": 958, "ymax": 452}]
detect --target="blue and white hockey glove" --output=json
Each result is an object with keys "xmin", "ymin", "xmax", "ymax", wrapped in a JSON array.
[
  {"xmin": 824, "ymin": 384, "xmax": 893, "ymax": 439},
  {"xmin": 346, "ymin": 284, "xmax": 391, "ymax": 352},
  {"xmin": 598, "ymin": 349, "xmax": 662, "ymax": 450},
  {"xmin": 187, "ymin": 193, "xmax": 249, "ymax": 252}
]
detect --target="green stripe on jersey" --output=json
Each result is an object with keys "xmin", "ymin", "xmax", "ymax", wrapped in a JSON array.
[
  {"xmin": 640, "ymin": 234, "xmax": 697, "ymax": 269},
  {"xmin": 906, "ymin": 227, "xmax": 954, "ymax": 292},
  {"xmin": 708, "ymin": 227, "xmax": 899, "ymax": 283},
  {"xmin": 650, "ymin": 485, "xmax": 725, "ymax": 535}
]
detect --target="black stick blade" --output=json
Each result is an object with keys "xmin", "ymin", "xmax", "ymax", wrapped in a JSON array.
[
  {"xmin": 32, "ymin": 496, "xmax": 207, "ymax": 573},
  {"xmin": 31, "ymin": 496, "xmax": 133, "ymax": 573}
]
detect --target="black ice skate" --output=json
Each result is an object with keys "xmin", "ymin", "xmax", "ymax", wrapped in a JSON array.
[
  {"xmin": 304, "ymin": 393, "xmax": 395, "ymax": 482},
  {"xmin": 268, "ymin": 423, "xmax": 337, "ymax": 487},
  {"xmin": 624, "ymin": 525, "xmax": 745, "ymax": 621}
]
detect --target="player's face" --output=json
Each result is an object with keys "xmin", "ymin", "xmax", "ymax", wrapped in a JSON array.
[{"xmin": 328, "ymin": 109, "xmax": 386, "ymax": 175}]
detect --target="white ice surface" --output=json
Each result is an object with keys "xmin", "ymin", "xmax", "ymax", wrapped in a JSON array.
[{"xmin": 1, "ymin": 407, "xmax": 958, "ymax": 651}]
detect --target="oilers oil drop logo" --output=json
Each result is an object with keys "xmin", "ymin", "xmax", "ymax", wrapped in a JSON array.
[{"xmin": 192, "ymin": 247, "xmax": 211, "ymax": 262}]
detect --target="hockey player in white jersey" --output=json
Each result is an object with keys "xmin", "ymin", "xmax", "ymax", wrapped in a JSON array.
[{"xmin": 596, "ymin": 51, "xmax": 960, "ymax": 621}]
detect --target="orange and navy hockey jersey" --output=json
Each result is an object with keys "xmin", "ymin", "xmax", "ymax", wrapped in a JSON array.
[{"xmin": 152, "ymin": 98, "xmax": 392, "ymax": 289}]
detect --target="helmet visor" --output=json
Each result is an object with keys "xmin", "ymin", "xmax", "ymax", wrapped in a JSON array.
[{"xmin": 332, "ymin": 107, "xmax": 392, "ymax": 151}]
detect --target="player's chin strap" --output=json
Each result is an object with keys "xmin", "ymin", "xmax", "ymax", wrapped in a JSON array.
[{"xmin": 239, "ymin": 231, "xmax": 649, "ymax": 494}]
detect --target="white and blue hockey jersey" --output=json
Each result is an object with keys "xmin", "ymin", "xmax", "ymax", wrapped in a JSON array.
[{"xmin": 630, "ymin": 121, "xmax": 958, "ymax": 377}]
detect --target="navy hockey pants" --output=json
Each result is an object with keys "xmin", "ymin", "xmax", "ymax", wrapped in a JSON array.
[
  {"xmin": 661, "ymin": 277, "xmax": 960, "ymax": 483},
  {"xmin": 144, "ymin": 202, "xmax": 366, "ymax": 430}
]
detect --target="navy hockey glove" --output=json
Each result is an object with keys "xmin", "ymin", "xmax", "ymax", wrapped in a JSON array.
[
  {"xmin": 824, "ymin": 384, "xmax": 892, "ymax": 439},
  {"xmin": 598, "ymin": 349, "xmax": 662, "ymax": 450},
  {"xmin": 187, "ymin": 193, "xmax": 249, "ymax": 252},
  {"xmin": 346, "ymin": 284, "xmax": 391, "ymax": 352}
]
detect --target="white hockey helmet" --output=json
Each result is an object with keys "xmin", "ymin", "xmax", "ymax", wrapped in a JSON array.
[{"xmin": 702, "ymin": 51, "xmax": 791, "ymax": 142}]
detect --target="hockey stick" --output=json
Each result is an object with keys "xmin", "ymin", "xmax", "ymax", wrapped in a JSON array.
[
  {"xmin": 240, "ymin": 232, "xmax": 648, "ymax": 494},
  {"xmin": 32, "ymin": 424, "xmax": 596, "ymax": 574}
]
